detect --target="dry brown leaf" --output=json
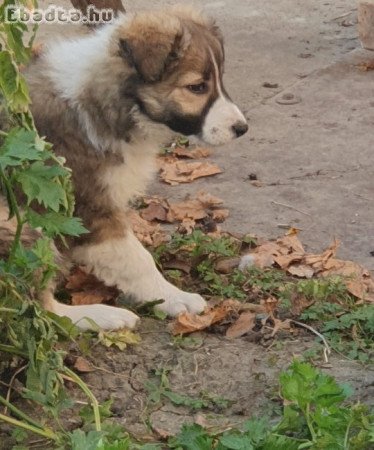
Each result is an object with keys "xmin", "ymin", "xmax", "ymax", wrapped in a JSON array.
[
  {"xmin": 70, "ymin": 291, "xmax": 114, "ymax": 306},
  {"xmin": 271, "ymin": 318, "xmax": 292, "ymax": 337},
  {"xmin": 287, "ymin": 264, "xmax": 314, "ymax": 278},
  {"xmin": 170, "ymin": 299, "xmax": 240, "ymax": 335},
  {"xmin": 240, "ymin": 303, "xmax": 267, "ymax": 314},
  {"xmin": 211, "ymin": 209, "xmax": 229, "ymax": 222},
  {"xmin": 168, "ymin": 199, "xmax": 207, "ymax": 221},
  {"xmin": 227, "ymin": 232, "xmax": 373, "ymax": 304},
  {"xmin": 66, "ymin": 267, "xmax": 94, "ymax": 290},
  {"xmin": 173, "ymin": 146, "xmax": 212, "ymax": 159},
  {"xmin": 319, "ymin": 257, "xmax": 374, "ymax": 302},
  {"xmin": 303, "ymin": 239, "xmax": 340, "ymax": 272},
  {"xmin": 261, "ymin": 296, "xmax": 279, "ymax": 315},
  {"xmin": 140, "ymin": 201, "xmax": 168, "ymax": 222},
  {"xmin": 195, "ymin": 191, "xmax": 224, "ymax": 207},
  {"xmin": 274, "ymin": 252, "xmax": 305, "ymax": 270},
  {"xmin": 160, "ymin": 160, "xmax": 222, "ymax": 185},
  {"xmin": 178, "ymin": 218, "xmax": 196, "ymax": 234},
  {"xmin": 251, "ymin": 234, "xmax": 305, "ymax": 269},
  {"xmin": 251, "ymin": 242, "xmax": 279, "ymax": 268},
  {"xmin": 139, "ymin": 191, "xmax": 228, "ymax": 231},
  {"xmin": 290, "ymin": 294, "xmax": 315, "ymax": 316},
  {"xmin": 226, "ymin": 311, "xmax": 256, "ymax": 338},
  {"xmin": 66, "ymin": 266, "xmax": 118, "ymax": 306},
  {"xmin": 129, "ymin": 210, "xmax": 167, "ymax": 246},
  {"xmin": 73, "ymin": 356, "xmax": 95, "ymax": 373},
  {"xmin": 277, "ymin": 235, "xmax": 305, "ymax": 254}
]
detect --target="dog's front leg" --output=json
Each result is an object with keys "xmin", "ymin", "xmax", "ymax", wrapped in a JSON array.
[{"xmin": 72, "ymin": 232, "xmax": 207, "ymax": 316}]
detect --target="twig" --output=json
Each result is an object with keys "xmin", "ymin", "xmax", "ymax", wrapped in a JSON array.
[
  {"xmin": 271, "ymin": 200, "xmax": 311, "ymax": 217},
  {"xmin": 277, "ymin": 224, "xmax": 303, "ymax": 230},
  {"xmin": 4, "ymin": 365, "xmax": 27, "ymax": 415},
  {"xmin": 328, "ymin": 9, "xmax": 356, "ymax": 22},
  {"xmin": 291, "ymin": 320, "xmax": 331, "ymax": 363}
]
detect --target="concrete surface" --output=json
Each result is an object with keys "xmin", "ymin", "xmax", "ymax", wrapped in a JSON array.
[{"xmin": 37, "ymin": 0, "xmax": 374, "ymax": 270}]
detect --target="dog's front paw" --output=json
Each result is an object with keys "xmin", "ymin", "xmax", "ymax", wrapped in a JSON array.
[
  {"xmin": 73, "ymin": 304, "xmax": 140, "ymax": 331},
  {"xmin": 156, "ymin": 290, "xmax": 206, "ymax": 317}
]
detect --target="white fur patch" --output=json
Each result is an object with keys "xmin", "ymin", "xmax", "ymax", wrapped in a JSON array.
[
  {"xmin": 99, "ymin": 112, "xmax": 175, "ymax": 209},
  {"xmin": 47, "ymin": 296, "xmax": 139, "ymax": 330},
  {"xmin": 44, "ymin": 24, "xmax": 115, "ymax": 101},
  {"xmin": 238, "ymin": 254, "xmax": 256, "ymax": 271},
  {"xmin": 72, "ymin": 232, "xmax": 206, "ymax": 316},
  {"xmin": 202, "ymin": 48, "xmax": 247, "ymax": 145},
  {"xmin": 100, "ymin": 141, "xmax": 158, "ymax": 209}
]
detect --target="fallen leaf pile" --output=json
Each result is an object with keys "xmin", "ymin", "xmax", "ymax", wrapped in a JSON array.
[
  {"xmin": 170, "ymin": 299, "xmax": 265, "ymax": 338},
  {"xmin": 159, "ymin": 159, "xmax": 222, "ymax": 185},
  {"xmin": 157, "ymin": 144, "xmax": 221, "ymax": 185},
  {"xmin": 170, "ymin": 298, "xmax": 287, "ymax": 338},
  {"xmin": 246, "ymin": 234, "xmax": 374, "ymax": 303},
  {"xmin": 138, "ymin": 191, "xmax": 229, "ymax": 236}
]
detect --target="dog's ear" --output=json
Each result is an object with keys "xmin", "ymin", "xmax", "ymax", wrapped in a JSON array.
[{"xmin": 119, "ymin": 22, "xmax": 187, "ymax": 82}]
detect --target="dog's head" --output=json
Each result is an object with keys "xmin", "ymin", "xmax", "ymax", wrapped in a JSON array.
[{"xmin": 114, "ymin": 7, "xmax": 248, "ymax": 146}]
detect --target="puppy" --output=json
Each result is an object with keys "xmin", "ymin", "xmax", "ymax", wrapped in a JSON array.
[{"xmin": 17, "ymin": 6, "xmax": 248, "ymax": 329}]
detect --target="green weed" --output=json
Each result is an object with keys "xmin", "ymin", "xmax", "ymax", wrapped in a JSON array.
[{"xmin": 167, "ymin": 360, "xmax": 373, "ymax": 449}]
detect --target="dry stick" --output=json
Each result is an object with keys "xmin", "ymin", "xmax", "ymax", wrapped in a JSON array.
[
  {"xmin": 291, "ymin": 320, "xmax": 331, "ymax": 363},
  {"xmin": 328, "ymin": 9, "xmax": 356, "ymax": 22},
  {"xmin": 28, "ymin": 438, "xmax": 50, "ymax": 449},
  {"xmin": 271, "ymin": 200, "xmax": 311, "ymax": 217},
  {"xmin": 4, "ymin": 365, "xmax": 27, "ymax": 415}
]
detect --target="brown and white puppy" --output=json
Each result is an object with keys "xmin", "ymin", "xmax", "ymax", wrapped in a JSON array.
[{"xmin": 23, "ymin": 6, "xmax": 248, "ymax": 330}]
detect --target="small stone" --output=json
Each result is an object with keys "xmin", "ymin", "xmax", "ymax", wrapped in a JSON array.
[
  {"xmin": 276, "ymin": 93, "xmax": 302, "ymax": 105},
  {"xmin": 262, "ymin": 82, "xmax": 279, "ymax": 88}
]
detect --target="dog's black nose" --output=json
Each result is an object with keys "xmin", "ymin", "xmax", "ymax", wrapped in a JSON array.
[{"xmin": 232, "ymin": 122, "xmax": 248, "ymax": 138}]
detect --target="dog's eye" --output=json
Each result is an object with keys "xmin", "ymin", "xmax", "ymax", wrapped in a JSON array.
[{"xmin": 187, "ymin": 82, "xmax": 208, "ymax": 94}]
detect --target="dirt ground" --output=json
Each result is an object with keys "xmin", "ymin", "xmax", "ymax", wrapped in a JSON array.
[
  {"xmin": 59, "ymin": 320, "xmax": 373, "ymax": 439},
  {"xmin": 4, "ymin": 0, "xmax": 372, "ymax": 443}
]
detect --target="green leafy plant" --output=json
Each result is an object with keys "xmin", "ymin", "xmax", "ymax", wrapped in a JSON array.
[
  {"xmin": 168, "ymin": 361, "xmax": 373, "ymax": 450},
  {"xmin": 0, "ymin": 2, "xmax": 107, "ymax": 447}
]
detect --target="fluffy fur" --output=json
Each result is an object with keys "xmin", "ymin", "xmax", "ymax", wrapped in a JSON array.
[{"xmin": 4, "ymin": 6, "xmax": 248, "ymax": 330}]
